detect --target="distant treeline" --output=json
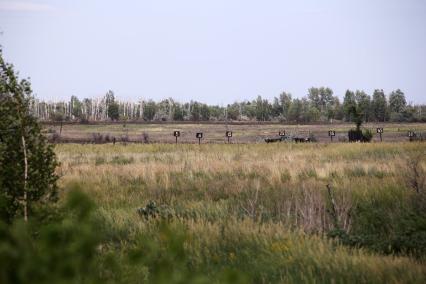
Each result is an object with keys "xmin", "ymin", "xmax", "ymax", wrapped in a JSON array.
[{"xmin": 31, "ymin": 88, "xmax": 426, "ymax": 123}]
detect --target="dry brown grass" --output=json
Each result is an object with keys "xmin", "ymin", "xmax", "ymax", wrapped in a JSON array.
[
  {"xmin": 56, "ymin": 142, "xmax": 425, "ymax": 232},
  {"xmin": 51, "ymin": 142, "xmax": 426, "ymax": 282}
]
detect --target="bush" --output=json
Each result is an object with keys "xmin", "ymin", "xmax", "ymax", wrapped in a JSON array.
[
  {"xmin": 362, "ymin": 128, "xmax": 373, "ymax": 142},
  {"xmin": 348, "ymin": 128, "xmax": 372, "ymax": 142},
  {"xmin": 331, "ymin": 184, "xmax": 426, "ymax": 258},
  {"xmin": 0, "ymin": 189, "xmax": 101, "ymax": 283}
]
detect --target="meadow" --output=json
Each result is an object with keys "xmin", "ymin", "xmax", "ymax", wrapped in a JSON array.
[{"xmin": 54, "ymin": 142, "xmax": 426, "ymax": 283}]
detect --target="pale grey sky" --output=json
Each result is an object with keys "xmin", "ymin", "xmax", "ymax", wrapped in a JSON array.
[{"xmin": 1, "ymin": 0, "xmax": 425, "ymax": 104}]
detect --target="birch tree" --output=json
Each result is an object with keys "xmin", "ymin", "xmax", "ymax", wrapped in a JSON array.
[{"xmin": 0, "ymin": 48, "xmax": 58, "ymax": 223}]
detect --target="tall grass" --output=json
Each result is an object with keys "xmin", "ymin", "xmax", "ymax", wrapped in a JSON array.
[{"xmin": 54, "ymin": 142, "xmax": 426, "ymax": 282}]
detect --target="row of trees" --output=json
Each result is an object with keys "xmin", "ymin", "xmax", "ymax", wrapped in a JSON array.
[{"xmin": 30, "ymin": 88, "xmax": 425, "ymax": 123}]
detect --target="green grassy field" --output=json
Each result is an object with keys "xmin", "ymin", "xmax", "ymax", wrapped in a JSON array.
[{"xmin": 55, "ymin": 142, "xmax": 426, "ymax": 283}]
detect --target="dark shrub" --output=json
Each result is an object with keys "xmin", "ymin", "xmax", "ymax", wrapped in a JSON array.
[{"xmin": 348, "ymin": 128, "xmax": 372, "ymax": 142}]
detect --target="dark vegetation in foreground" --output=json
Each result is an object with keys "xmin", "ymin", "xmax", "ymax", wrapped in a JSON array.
[{"xmin": 1, "ymin": 171, "xmax": 425, "ymax": 283}]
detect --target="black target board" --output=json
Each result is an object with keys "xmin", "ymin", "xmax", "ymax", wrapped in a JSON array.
[
  {"xmin": 196, "ymin": 132, "xmax": 203, "ymax": 144},
  {"xmin": 328, "ymin": 130, "xmax": 335, "ymax": 142},
  {"xmin": 225, "ymin": 131, "xmax": 233, "ymax": 143},
  {"xmin": 173, "ymin": 131, "xmax": 180, "ymax": 144},
  {"xmin": 377, "ymin": 128, "xmax": 384, "ymax": 142}
]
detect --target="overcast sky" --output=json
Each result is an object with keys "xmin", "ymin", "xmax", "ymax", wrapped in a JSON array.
[{"xmin": 0, "ymin": 0, "xmax": 425, "ymax": 104}]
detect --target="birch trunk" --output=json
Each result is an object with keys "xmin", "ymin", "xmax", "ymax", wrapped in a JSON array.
[{"xmin": 21, "ymin": 135, "xmax": 28, "ymax": 222}]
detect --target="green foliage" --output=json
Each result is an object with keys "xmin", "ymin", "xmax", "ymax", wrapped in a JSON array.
[
  {"xmin": 200, "ymin": 104, "xmax": 210, "ymax": 121},
  {"xmin": 103, "ymin": 90, "xmax": 120, "ymax": 121},
  {"xmin": 108, "ymin": 102, "xmax": 120, "ymax": 121},
  {"xmin": 343, "ymin": 89, "xmax": 371, "ymax": 127},
  {"xmin": 288, "ymin": 98, "xmax": 303, "ymax": 122},
  {"xmin": 190, "ymin": 101, "xmax": 201, "ymax": 121},
  {"xmin": 279, "ymin": 91, "xmax": 292, "ymax": 120},
  {"xmin": 308, "ymin": 87, "xmax": 334, "ymax": 116},
  {"xmin": 128, "ymin": 223, "xmax": 215, "ymax": 284},
  {"xmin": 0, "ymin": 49, "xmax": 58, "ymax": 223},
  {"xmin": 335, "ymin": 186, "xmax": 426, "ymax": 258},
  {"xmin": 343, "ymin": 90, "xmax": 357, "ymax": 122},
  {"xmin": 389, "ymin": 89, "xmax": 406, "ymax": 114},
  {"xmin": 0, "ymin": 188, "xmax": 247, "ymax": 283},
  {"xmin": 226, "ymin": 103, "xmax": 240, "ymax": 120},
  {"xmin": 0, "ymin": 189, "xmax": 100, "ymax": 284},
  {"xmin": 348, "ymin": 128, "xmax": 372, "ymax": 142},
  {"xmin": 172, "ymin": 104, "xmax": 185, "ymax": 121},
  {"xmin": 29, "ymin": 84, "xmax": 424, "ymax": 123},
  {"xmin": 372, "ymin": 89, "xmax": 388, "ymax": 122},
  {"xmin": 143, "ymin": 100, "xmax": 157, "ymax": 121},
  {"xmin": 70, "ymin": 95, "xmax": 83, "ymax": 119},
  {"xmin": 255, "ymin": 95, "xmax": 272, "ymax": 121},
  {"xmin": 355, "ymin": 90, "xmax": 371, "ymax": 122},
  {"xmin": 362, "ymin": 128, "xmax": 373, "ymax": 142}
]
